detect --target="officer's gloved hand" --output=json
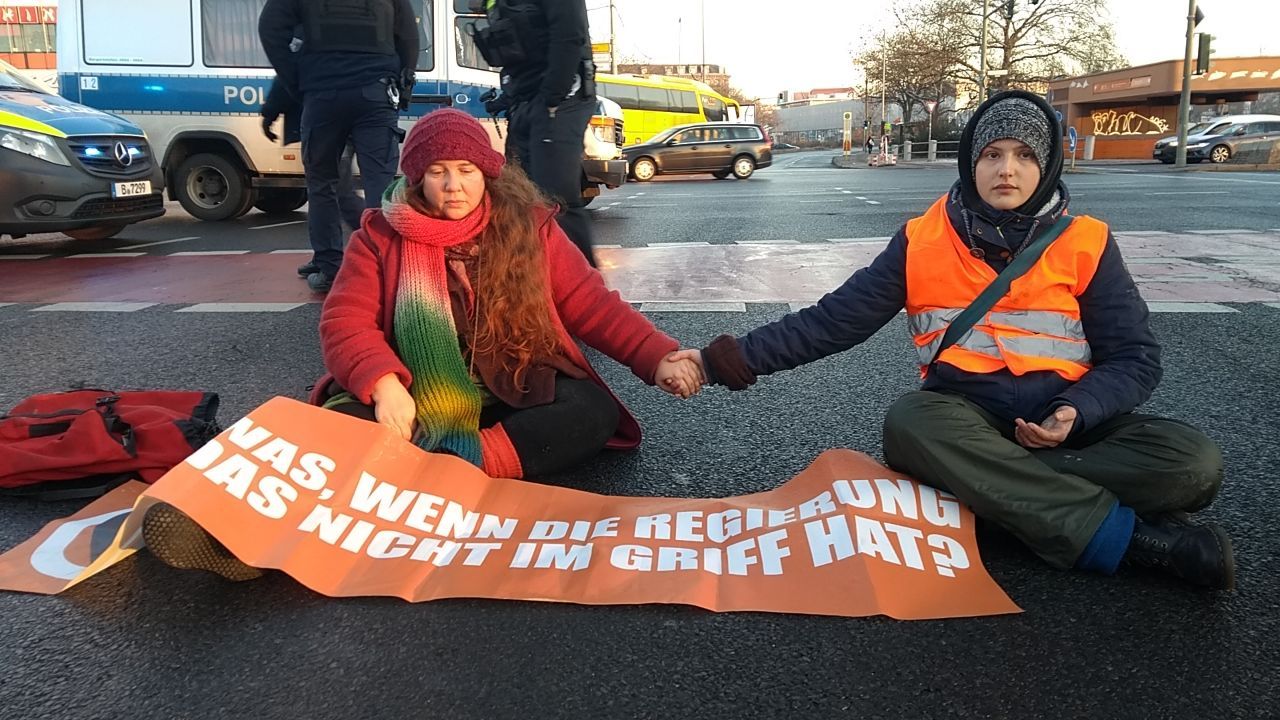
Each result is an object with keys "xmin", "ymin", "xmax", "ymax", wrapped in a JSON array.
[
  {"xmin": 398, "ymin": 68, "xmax": 416, "ymax": 111},
  {"xmin": 261, "ymin": 111, "xmax": 280, "ymax": 143}
]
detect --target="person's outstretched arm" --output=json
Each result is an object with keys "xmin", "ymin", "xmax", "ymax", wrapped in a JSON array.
[
  {"xmin": 542, "ymin": 218, "xmax": 680, "ymax": 385},
  {"xmin": 694, "ymin": 231, "xmax": 909, "ymax": 389},
  {"xmin": 1048, "ymin": 233, "xmax": 1163, "ymax": 433}
]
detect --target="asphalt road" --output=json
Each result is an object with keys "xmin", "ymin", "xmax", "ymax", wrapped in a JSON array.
[{"xmin": 2, "ymin": 152, "xmax": 1279, "ymax": 719}]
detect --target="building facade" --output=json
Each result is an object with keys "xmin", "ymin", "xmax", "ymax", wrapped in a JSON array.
[{"xmin": 1048, "ymin": 56, "xmax": 1280, "ymax": 159}]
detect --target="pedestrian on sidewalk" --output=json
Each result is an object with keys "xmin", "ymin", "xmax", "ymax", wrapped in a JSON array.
[{"xmin": 675, "ymin": 89, "xmax": 1235, "ymax": 591}]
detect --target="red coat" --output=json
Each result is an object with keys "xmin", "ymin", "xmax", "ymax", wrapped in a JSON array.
[{"xmin": 309, "ymin": 207, "xmax": 678, "ymax": 450}]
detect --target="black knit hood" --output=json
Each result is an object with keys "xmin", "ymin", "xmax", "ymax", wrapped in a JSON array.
[{"xmin": 958, "ymin": 89, "xmax": 1064, "ymax": 218}]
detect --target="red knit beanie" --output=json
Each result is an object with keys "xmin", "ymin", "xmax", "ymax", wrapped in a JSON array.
[{"xmin": 401, "ymin": 108, "xmax": 506, "ymax": 183}]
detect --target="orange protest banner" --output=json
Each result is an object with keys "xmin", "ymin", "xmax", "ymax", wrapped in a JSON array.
[{"xmin": 0, "ymin": 397, "xmax": 1020, "ymax": 620}]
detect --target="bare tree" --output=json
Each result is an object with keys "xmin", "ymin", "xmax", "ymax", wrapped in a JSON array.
[
  {"xmin": 855, "ymin": 20, "xmax": 965, "ymax": 124},
  {"xmin": 916, "ymin": 0, "xmax": 1127, "ymax": 98}
]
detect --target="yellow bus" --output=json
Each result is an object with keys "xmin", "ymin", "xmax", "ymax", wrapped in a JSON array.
[{"xmin": 595, "ymin": 74, "xmax": 741, "ymax": 146}]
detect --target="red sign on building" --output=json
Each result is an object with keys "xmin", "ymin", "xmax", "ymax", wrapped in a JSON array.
[{"xmin": 0, "ymin": 6, "xmax": 57, "ymax": 25}]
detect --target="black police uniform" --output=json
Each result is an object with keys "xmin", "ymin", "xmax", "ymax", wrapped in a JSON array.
[
  {"xmin": 474, "ymin": 0, "xmax": 598, "ymax": 266},
  {"xmin": 259, "ymin": 0, "xmax": 419, "ymax": 289}
]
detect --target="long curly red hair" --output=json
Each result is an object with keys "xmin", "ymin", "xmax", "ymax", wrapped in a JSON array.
[{"xmin": 407, "ymin": 164, "xmax": 563, "ymax": 385}]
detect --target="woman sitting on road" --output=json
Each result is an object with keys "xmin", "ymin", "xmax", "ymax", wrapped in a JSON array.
[
  {"xmin": 309, "ymin": 108, "xmax": 700, "ymax": 479},
  {"xmin": 142, "ymin": 109, "xmax": 699, "ymax": 581}
]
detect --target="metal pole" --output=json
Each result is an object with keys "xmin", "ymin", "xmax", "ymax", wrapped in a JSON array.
[
  {"xmin": 700, "ymin": 0, "xmax": 706, "ymax": 82},
  {"xmin": 609, "ymin": 0, "xmax": 616, "ymax": 73},
  {"xmin": 1175, "ymin": 0, "xmax": 1197, "ymax": 168},
  {"xmin": 863, "ymin": 67, "xmax": 870, "ymax": 145},
  {"xmin": 979, "ymin": 0, "xmax": 989, "ymax": 104},
  {"xmin": 677, "ymin": 18, "xmax": 681, "ymax": 65},
  {"xmin": 880, "ymin": 30, "xmax": 886, "ymax": 126}
]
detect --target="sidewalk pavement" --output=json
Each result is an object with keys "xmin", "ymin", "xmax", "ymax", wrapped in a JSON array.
[{"xmin": 831, "ymin": 152, "xmax": 1279, "ymax": 173}]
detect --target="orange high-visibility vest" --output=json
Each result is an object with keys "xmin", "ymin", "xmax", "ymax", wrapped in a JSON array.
[{"xmin": 904, "ymin": 196, "xmax": 1109, "ymax": 380}]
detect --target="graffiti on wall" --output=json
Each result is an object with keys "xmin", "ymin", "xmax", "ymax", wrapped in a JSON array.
[{"xmin": 1090, "ymin": 110, "xmax": 1170, "ymax": 136}]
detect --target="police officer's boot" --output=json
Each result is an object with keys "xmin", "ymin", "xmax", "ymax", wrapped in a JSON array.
[{"xmin": 1124, "ymin": 515, "xmax": 1235, "ymax": 590}]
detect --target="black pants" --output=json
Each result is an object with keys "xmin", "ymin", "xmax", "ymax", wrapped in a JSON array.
[
  {"xmin": 882, "ymin": 390, "xmax": 1223, "ymax": 568},
  {"xmin": 330, "ymin": 377, "xmax": 620, "ymax": 477},
  {"xmin": 506, "ymin": 94, "xmax": 596, "ymax": 266},
  {"xmin": 301, "ymin": 83, "xmax": 401, "ymax": 278}
]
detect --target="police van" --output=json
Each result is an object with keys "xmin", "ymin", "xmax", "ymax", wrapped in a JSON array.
[
  {"xmin": 1, "ymin": 58, "xmax": 164, "ymax": 240},
  {"xmin": 54, "ymin": 0, "xmax": 626, "ymax": 222}
]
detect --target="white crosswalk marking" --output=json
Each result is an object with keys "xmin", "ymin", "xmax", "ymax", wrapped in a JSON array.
[
  {"xmin": 1146, "ymin": 302, "xmax": 1238, "ymax": 313},
  {"xmin": 640, "ymin": 302, "xmax": 747, "ymax": 313},
  {"xmin": 171, "ymin": 250, "xmax": 251, "ymax": 256},
  {"xmin": 67, "ymin": 252, "xmax": 145, "ymax": 258},
  {"xmin": 0, "ymin": 254, "xmax": 48, "ymax": 260},
  {"xmin": 33, "ymin": 302, "xmax": 155, "ymax": 312},
  {"xmin": 177, "ymin": 303, "xmax": 305, "ymax": 313}
]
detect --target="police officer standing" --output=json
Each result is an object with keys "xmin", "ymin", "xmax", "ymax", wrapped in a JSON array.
[
  {"xmin": 475, "ymin": 0, "xmax": 599, "ymax": 266},
  {"xmin": 259, "ymin": 0, "xmax": 420, "ymax": 292}
]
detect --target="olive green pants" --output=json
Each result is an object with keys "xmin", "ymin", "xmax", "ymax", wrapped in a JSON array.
[{"xmin": 881, "ymin": 391, "xmax": 1223, "ymax": 569}]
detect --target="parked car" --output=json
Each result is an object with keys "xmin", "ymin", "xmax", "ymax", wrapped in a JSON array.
[
  {"xmin": 623, "ymin": 122, "xmax": 773, "ymax": 181},
  {"xmin": 1152, "ymin": 114, "xmax": 1280, "ymax": 164},
  {"xmin": 0, "ymin": 60, "xmax": 164, "ymax": 240}
]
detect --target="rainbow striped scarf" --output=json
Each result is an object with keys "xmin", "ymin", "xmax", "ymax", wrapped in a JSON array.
[{"xmin": 381, "ymin": 178, "xmax": 491, "ymax": 467}]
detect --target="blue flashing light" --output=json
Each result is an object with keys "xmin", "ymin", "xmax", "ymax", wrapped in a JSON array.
[{"xmin": 142, "ymin": 85, "xmax": 166, "ymax": 92}]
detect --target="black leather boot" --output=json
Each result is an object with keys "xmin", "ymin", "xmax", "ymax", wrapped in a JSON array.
[{"xmin": 1124, "ymin": 515, "xmax": 1235, "ymax": 590}]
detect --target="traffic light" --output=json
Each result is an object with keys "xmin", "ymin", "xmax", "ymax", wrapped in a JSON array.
[{"xmin": 1195, "ymin": 33, "xmax": 1212, "ymax": 75}]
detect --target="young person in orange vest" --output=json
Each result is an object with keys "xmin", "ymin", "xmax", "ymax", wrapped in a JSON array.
[
  {"xmin": 675, "ymin": 90, "xmax": 1234, "ymax": 590},
  {"xmin": 141, "ymin": 109, "xmax": 702, "ymax": 581}
]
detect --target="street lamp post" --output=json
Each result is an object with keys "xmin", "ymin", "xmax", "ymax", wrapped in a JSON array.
[
  {"xmin": 979, "ymin": 0, "xmax": 989, "ymax": 104},
  {"xmin": 1174, "ymin": 0, "xmax": 1197, "ymax": 168}
]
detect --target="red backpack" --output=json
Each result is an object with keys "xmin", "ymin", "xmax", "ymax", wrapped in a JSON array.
[{"xmin": 0, "ymin": 389, "xmax": 220, "ymax": 500}]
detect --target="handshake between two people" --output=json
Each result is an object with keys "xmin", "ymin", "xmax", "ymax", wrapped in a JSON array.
[{"xmin": 653, "ymin": 349, "xmax": 708, "ymax": 400}]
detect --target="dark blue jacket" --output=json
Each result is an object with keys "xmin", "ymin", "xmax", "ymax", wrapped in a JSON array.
[
  {"xmin": 258, "ymin": 0, "xmax": 419, "ymax": 96},
  {"xmin": 735, "ymin": 192, "xmax": 1162, "ymax": 433}
]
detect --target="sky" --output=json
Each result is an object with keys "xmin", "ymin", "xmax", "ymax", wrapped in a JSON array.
[{"xmin": 589, "ymin": 0, "xmax": 1280, "ymax": 101}]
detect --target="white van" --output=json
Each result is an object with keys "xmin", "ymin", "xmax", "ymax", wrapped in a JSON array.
[{"xmin": 55, "ymin": 0, "xmax": 626, "ymax": 221}]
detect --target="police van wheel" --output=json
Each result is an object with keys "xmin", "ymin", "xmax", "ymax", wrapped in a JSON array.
[
  {"xmin": 254, "ymin": 188, "xmax": 308, "ymax": 215},
  {"xmin": 175, "ymin": 153, "xmax": 252, "ymax": 222},
  {"xmin": 63, "ymin": 223, "xmax": 127, "ymax": 241}
]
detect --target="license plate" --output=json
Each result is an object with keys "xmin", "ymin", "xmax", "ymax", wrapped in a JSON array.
[{"xmin": 112, "ymin": 180, "xmax": 151, "ymax": 198}]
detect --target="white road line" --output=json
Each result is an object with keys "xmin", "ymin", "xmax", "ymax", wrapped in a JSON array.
[
  {"xmin": 268, "ymin": 249, "xmax": 312, "ymax": 254},
  {"xmin": 250, "ymin": 220, "xmax": 305, "ymax": 230},
  {"xmin": 640, "ymin": 302, "xmax": 747, "ymax": 313},
  {"xmin": 797, "ymin": 199, "xmax": 839, "ymax": 203},
  {"xmin": 1188, "ymin": 229, "xmax": 1261, "ymax": 234},
  {"xmin": 0, "ymin": 303, "xmax": 13, "ymax": 309},
  {"xmin": 651, "ymin": 241, "xmax": 711, "ymax": 247},
  {"xmin": 118, "ymin": 236, "xmax": 198, "ymax": 250},
  {"xmin": 854, "ymin": 196, "xmax": 866, "ymax": 200},
  {"xmin": 33, "ymin": 302, "xmax": 156, "ymax": 312},
  {"xmin": 1146, "ymin": 191, "xmax": 1230, "ymax": 195},
  {"xmin": 736, "ymin": 239, "xmax": 799, "ymax": 244},
  {"xmin": 0, "ymin": 254, "xmax": 49, "ymax": 260},
  {"xmin": 865, "ymin": 200, "xmax": 882, "ymax": 205},
  {"xmin": 594, "ymin": 206, "xmax": 612, "ymax": 211},
  {"xmin": 177, "ymin": 303, "xmax": 305, "ymax": 313},
  {"xmin": 1146, "ymin": 302, "xmax": 1238, "ymax": 313},
  {"xmin": 67, "ymin": 252, "xmax": 146, "ymax": 258},
  {"xmin": 828, "ymin": 236, "xmax": 892, "ymax": 243},
  {"xmin": 1264, "ymin": 302, "xmax": 1280, "ymax": 310},
  {"xmin": 1129, "ymin": 173, "xmax": 1280, "ymax": 185},
  {"xmin": 1116, "ymin": 230, "xmax": 1173, "ymax": 236},
  {"xmin": 170, "ymin": 250, "xmax": 252, "ymax": 256},
  {"xmin": 841, "ymin": 190, "xmax": 854, "ymax": 194},
  {"xmin": 628, "ymin": 204, "xmax": 679, "ymax": 208},
  {"xmin": 595, "ymin": 244, "xmax": 622, "ymax": 249}
]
